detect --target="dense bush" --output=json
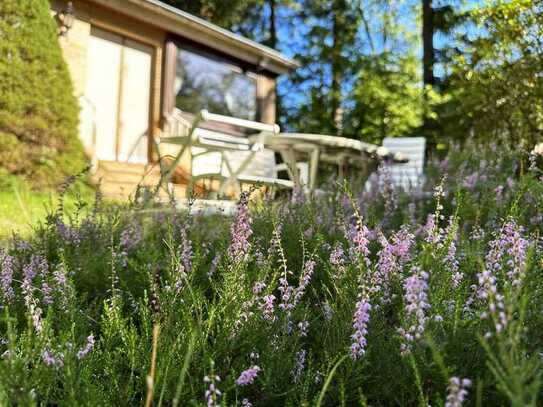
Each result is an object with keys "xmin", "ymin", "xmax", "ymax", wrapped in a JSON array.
[
  {"xmin": 0, "ymin": 0, "xmax": 86, "ymax": 188},
  {"xmin": 0, "ymin": 144, "xmax": 542, "ymax": 405}
]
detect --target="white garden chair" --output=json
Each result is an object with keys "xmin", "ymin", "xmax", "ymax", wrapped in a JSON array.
[
  {"xmin": 159, "ymin": 109, "xmax": 294, "ymax": 198},
  {"xmin": 381, "ymin": 137, "xmax": 426, "ymax": 190}
]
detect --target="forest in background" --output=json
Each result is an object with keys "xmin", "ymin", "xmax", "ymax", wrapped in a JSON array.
[{"xmin": 163, "ymin": 0, "xmax": 543, "ymax": 149}]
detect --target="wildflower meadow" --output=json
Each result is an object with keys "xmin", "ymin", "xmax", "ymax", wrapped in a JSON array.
[{"xmin": 1, "ymin": 143, "xmax": 543, "ymax": 406}]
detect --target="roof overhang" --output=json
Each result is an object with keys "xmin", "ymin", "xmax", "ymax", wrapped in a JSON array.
[{"xmin": 87, "ymin": 0, "xmax": 299, "ymax": 75}]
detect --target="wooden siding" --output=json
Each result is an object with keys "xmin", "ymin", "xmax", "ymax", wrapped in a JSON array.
[{"xmin": 257, "ymin": 74, "xmax": 276, "ymax": 124}]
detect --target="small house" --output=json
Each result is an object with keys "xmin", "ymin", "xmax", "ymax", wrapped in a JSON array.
[{"xmin": 51, "ymin": 0, "xmax": 298, "ymax": 197}]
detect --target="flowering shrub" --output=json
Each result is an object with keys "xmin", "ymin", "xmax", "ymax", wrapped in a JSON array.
[{"xmin": 0, "ymin": 144, "xmax": 543, "ymax": 405}]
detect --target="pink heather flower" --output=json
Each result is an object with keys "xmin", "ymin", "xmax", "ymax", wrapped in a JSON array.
[
  {"xmin": 298, "ymin": 320, "xmax": 309, "ymax": 337},
  {"xmin": 351, "ymin": 219, "xmax": 371, "ymax": 267},
  {"xmin": 445, "ymin": 377, "xmax": 471, "ymax": 407},
  {"xmin": 471, "ymin": 226, "xmax": 485, "ymax": 241},
  {"xmin": 120, "ymin": 221, "xmax": 142, "ymax": 252},
  {"xmin": 42, "ymin": 349, "xmax": 64, "ymax": 368},
  {"xmin": 53, "ymin": 262, "xmax": 69, "ymax": 310},
  {"xmin": 174, "ymin": 262, "xmax": 187, "ymax": 294},
  {"xmin": 423, "ymin": 214, "xmax": 440, "ymax": 244},
  {"xmin": 378, "ymin": 165, "xmax": 396, "ymax": 213},
  {"xmin": 291, "ymin": 186, "xmax": 305, "ymax": 204},
  {"xmin": 477, "ymin": 219, "xmax": 530, "ymax": 336},
  {"xmin": 77, "ymin": 335, "xmax": 95, "ymax": 359},
  {"xmin": 254, "ymin": 248, "xmax": 266, "ymax": 267},
  {"xmin": 462, "ymin": 172, "xmax": 479, "ymax": 189},
  {"xmin": 204, "ymin": 374, "xmax": 221, "ymax": 407},
  {"xmin": 235, "ymin": 300, "xmax": 255, "ymax": 330},
  {"xmin": 375, "ymin": 226, "xmax": 415, "ymax": 301},
  {"xmin": 241, "ymin": 399, "xmax": 252, "ymax": 407},
  {"xmin": 278, "ymin": 276, "xmax": 294, "ymax": 312},
  {"xmin": 276, "ymin": 224, "xmax": 294, "ymax": 314},
  {"xmin": 494, "ymin": 185, "xmax": 504, "ymax": 201},
  {"xmin": 329, "ymin": 244, "xmax": 346, "ymax": 279},
  {"xmin": 259, "ymin": 294, "xmax": 276, "ymax": 321},
  {"xmin": 56, "ymin": 219, "xmax": 81, "ymax": 246},
  {"xmin": 41, "ymin": 281, "xmax": 53, "ymax": 305},
  {"xmin": 22, "ymin": 255, "xmax": 46, "ymax": 333},
  {"xmin": 292, "ymin": 349, "xmax": 306, "ymax": 382},
  {"xmin": 293, "ymin": 260, "xmax": 316, "ymax": 305},
  {"xmin": 506, "ymin": 176, "xmax": 514, "ymax": 189},
  {"xmin": 235, "ymin": 365, "xmax": 261, "ymax": 386},
  {"xmin": 228, "ymin": 192, "xmax": 253, "ymax": 265},
  {"xmin": 208, "ymin": 253, "xmax": 222, "ymax": 277},
  {"xmin": 390, "ymin": 226, "xmax": 415, "ymax": 263},
  {"xmin": 179, "ymin": 222, "xmax": 193, "ymax": 273},
  {"xmin": 252, "ymin": 281, "xmax": 266, "ymax": 295},
  {"xmin": 399, "ymin": 267, "xmax": 430, "ymax": 355},
  {"xmin": 350, "ymin": 294, "xmax": 371, "ymax": 359},
  {"xmin": 442, "ymin": 218, "xmax": 462, "ymax": 289},
  {"xmin": 0, "ymin": 249, "xmax": 15, "ymax": 302}
]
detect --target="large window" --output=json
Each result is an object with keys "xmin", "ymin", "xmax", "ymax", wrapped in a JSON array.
[{"xmin": 174, "ymin": 48, "xmax": 257, "ymax": 120}]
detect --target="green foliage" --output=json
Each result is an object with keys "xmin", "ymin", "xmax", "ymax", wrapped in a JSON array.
[
  {"xmin": 160, "ymin": 0, "xmax": 254, "ymax": 29},
  {"xmin": 0, "ymin": 0, "xmax": 86, "ymax": 189},
  {"xmin": 284, "ymin": 0, "xmax": 362, "ymax": 135},
  {"xmin": 431, "ymin": 0, "xmax": 543, "ymax": 147},
  {"xmin": 346, "ymin": 53, "xmax": 424, "ymax": 143},
  {"xmin": 280, "ymin": 0, "xmax": 426, "ymax": 143}
]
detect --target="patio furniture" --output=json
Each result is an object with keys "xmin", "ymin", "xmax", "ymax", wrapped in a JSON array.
[
  {"xmin": 382, "ymin": 137, "xmax": 426, "ymax": 190},
  {"xmin": 159, "ymin": 109, "xmax": 294, "ymax": 197},
  {"xmin": 249, "ymin": 132, "xmax": 408, "ymax": 191}
]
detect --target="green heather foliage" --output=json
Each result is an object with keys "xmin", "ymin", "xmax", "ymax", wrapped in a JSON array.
[
  {"xmin": 1, "ymin": 144, "xmax": 543, "ymax": 405},
  {"xmin": 0, "ymin": 0, "xmax": 86, "ymax": 188}
]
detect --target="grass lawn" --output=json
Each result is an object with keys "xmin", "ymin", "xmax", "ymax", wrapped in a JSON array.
[{"xmin": 0, "ymin": 177, "xmax": 96, "ymax": 239}]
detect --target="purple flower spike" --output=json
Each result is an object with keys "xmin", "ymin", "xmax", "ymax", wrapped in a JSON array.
[
  {"xmin": 235, "ymin": 365, "xmax": 261, "ymax": 386},
  {"xmin": 204, "ymin": 373, "xmax": 221, "ymax": 407},
  {"xmin": 228, "ymin": 193, "xmax": 253, "ymax": 265},
  {"xmin": 445, "ymin": 376, "xmax": 471, "ymax": 407},
  {"xmin": 399, "ymin": 267, "xmax": 430, "ymax": 355},
  {"xmin": 77, "ymin": 335, "xmax": 95, "ymax": 359},
  {"xmin": 350, "ymin": 295, "xmax": 371, "ymax": 359},
  {"xmin": 0, "ymin": 250, "xmax": 15, "ymax": 302}
]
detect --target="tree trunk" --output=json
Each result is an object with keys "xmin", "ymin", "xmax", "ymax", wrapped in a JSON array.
[
  {"xmin": 331, "ymin": 2, "xmax": 343, "ymax": 134},
  {"xmin": 422, "ymin": 0, "xmax": 434, "ymax": 87},
  {"xmin": 268, "ymin": 0, "xmax": 277, "ymax": 49}
]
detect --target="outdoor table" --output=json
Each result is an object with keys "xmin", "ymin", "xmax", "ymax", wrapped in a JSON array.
[{"xmin": 249, "ymin": 132, "xmax": 408, "ymax": 191}]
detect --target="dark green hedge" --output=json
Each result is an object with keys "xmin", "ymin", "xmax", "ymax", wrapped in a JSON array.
[{"xmin": 0, "ymin": 0, "xmax": 86, "ymax": 188}]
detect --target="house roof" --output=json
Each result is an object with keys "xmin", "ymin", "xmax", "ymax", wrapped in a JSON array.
[{"xmin": 88, "ymin": 0, "xmax": 299, "ymax": 75}]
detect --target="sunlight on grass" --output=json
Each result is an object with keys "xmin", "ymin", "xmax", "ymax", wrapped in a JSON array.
[{"xmin": 0, "ymin": 178, "xmax": 96, "ymax": 239}]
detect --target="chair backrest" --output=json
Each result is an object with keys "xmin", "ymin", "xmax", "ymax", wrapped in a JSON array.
[
  {"xmin": 190, "ymin": 110, "xmax": 280, "ymax": 179},
  {"xmin": 382, "ymin": 137, "xmax": 426, "ymax": 190}
]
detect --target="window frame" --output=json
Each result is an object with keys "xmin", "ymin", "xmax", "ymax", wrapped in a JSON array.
[{"xmin": 163, "ymin": 37, "xmax": 258, "ymax": 121}]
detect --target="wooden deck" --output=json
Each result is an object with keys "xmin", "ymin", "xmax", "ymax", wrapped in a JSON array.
[{"xmin": 92, "ymin": 160, "xmax": 187, "ymax": 200}]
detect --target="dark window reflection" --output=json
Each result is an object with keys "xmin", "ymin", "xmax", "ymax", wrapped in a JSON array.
[{"xmin": 174, "ymin": 48, "xmax": 257, "ymax": 120}]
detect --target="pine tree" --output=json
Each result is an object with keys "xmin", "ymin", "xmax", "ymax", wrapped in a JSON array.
[
  {"xmin": 0, "ymin": 0, "xmax": 86, "ymax": 188},
  {"xmin": 283, "ymin": 0, "xmax": 361, "ymax": 135}
]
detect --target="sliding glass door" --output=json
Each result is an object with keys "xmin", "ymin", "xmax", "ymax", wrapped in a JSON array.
[{"xmin": 84, "ymin": 27, "xmax": 152, "ymax": 164}]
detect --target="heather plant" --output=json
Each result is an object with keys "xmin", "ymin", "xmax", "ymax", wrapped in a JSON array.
[{"xmin": 0, "ymin": 144, "xmax": 543, "ymax": 405}]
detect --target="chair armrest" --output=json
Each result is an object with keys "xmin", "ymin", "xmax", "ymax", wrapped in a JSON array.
[
  {"xmin": 201, "ymin": 109, "xmax": 280, "ymax": 134},
  {"xmin": 274, "ymin": 162, "xmax": 309, "ymax": 185}
]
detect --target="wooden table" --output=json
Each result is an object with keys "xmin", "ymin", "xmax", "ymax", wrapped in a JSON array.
[{"xmin": 249, "ymin": 133, "xmax": 408, "ymax": 191}]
